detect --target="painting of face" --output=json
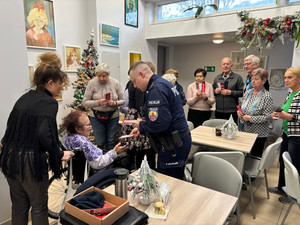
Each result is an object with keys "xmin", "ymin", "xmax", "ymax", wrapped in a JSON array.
[{"xmin": 65, "ymin": 46, "xmax": 81, "ymax": 72}]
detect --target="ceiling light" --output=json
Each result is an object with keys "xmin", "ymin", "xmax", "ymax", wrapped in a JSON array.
[{"xmin": 212, "ymin": 39, "xmax": 224, "ymax": 44}]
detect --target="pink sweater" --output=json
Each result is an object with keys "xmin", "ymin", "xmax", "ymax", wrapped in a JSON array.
[{"xmin": 187, "ymin": 82, "xmax": 215, "ymax": 111}]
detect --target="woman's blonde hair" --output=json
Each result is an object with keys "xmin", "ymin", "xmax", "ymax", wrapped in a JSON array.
[
  {"xmin": 162, "ymin": 73, "xmax": 177, "ymax": 86},
  {"xmin": 27, "ymin": 7, "xmax": 49, "ymax": 28},
  {"xmin": 287, "ymin": 67, "xmax": 300, "ymax": 79}
]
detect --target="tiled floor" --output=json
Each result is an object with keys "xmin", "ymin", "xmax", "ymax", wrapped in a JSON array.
[{"xmin": 229, "ymin": 159, "xmax": 300, "ymax": 225}]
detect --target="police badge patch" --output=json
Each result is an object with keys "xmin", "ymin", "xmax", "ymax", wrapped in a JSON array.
[{"xmin": 149, "ymin": 108, "xmax": 158, "ymax": 121}]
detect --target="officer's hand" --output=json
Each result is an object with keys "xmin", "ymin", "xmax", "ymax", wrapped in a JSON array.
[
  {"xmin": 98, "ymin": 99, "xmax": 107, "ymax": 106},
  {"xmin": 133, "ymin": 118, "xmax": 142, "ymax": 129},
  {"xmin": 130, "ymin": 128, "xmax": 140, "ymax": 138}
]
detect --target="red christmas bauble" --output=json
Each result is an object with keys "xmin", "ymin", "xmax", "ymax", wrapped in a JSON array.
[
  {"xmin": 266, "ymin": 18, "xmax": 270, "ymax": 23},
  {"xmin": 267, "ymin": 35, "xmax": 272, "ymax": 40},
  {"xmin": 264, "ymin": 22, "xmax": 268, "ymax": 26},
  {"xmin": 287, "ymin": 21, "xmax": 292, "ymax": 25},
  {"xmin": 242, "ymin": 30, "xmax": 246, "ymax": 34}
]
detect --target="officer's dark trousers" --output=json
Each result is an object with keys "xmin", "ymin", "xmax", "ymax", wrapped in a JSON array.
[
  {"xmin": 6, "ymin": 164, "xmax": 49, "ymax": 225},
  {"xmin": 157, "ymin": 134, "xmax": 191, "ymax": 180}
]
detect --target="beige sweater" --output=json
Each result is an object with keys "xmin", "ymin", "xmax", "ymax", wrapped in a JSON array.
[
  {"xmin": 186, "ymin": 82, "xmax": 215, "ymax": 111},
  {"xmin": 83, "ymin": 77, "xmax": 125, "ymax": 119}
]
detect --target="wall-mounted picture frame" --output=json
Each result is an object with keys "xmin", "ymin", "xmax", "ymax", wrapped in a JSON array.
[
  {"xmin": 258, "ymin": 56, "xmax": 268, "ymax": 69},
  {"xmin": 28, "ymin": 65, "xmax": 34, "ymax": 88},
  {"xmin": 100, "ymin": 24, "xmax": 120, "ymax": 47},
  {"xmin": 125, "ymin": 0, "xmax": 138, "ymax": 27},
  {"xmin": 129, "ymin": 52, "xmax": 141, "ymax": 66},
  {"xmin": 64, "ymin": 45, "xmax": 81, "ymax": 72},
  {"xmin": 269, "ymin": 68, "xmax": 286, "ymax": 89},
  {"xmin": 23, "ymin": 0, "xmax": 56, "ymax": 49},
  {"xmin": 231, "ymin": 51, "xmax": 245, "ymax": 70}
]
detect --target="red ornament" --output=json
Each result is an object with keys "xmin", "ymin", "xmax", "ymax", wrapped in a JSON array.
[
  {"xmin": 287, "ymin": 20, "xmax": 292, "ymax": 25},
  {"xmin": 84, "ymin": 63, "xmax": 88, "ymax": 67},
  {"xmin": 242, "ymin": 30, "xmax": 246, "ymax": 34},
  {"xmin": 266, "ymin": 18, "xmax": 270, "ymax": 23},
  {"xmin": 267, "ymin": 35, "xmax": 272, "ymax": 40},
  {"xmin": 264, "ymin": 22, "xmax": 268, "ymax": 26}
]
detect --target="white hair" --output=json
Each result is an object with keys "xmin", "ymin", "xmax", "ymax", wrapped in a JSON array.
[
  {"xmin": 95, "ymin": 62, "xmax": 110, "ymax": 75},
  {"xmin": 162, "ymin": 73, "xmax": 177, "ymax": 86},
  {"xmin": 244, "ymin": 55, "xmax": 260, "ymax": 65}
]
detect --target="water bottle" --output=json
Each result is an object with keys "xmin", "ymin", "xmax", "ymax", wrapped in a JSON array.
[{"xmin": 114, "ymin": 168, "xmax": 129, "ymax": 199}]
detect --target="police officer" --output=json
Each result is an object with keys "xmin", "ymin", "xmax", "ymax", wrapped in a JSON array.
[{"xmin": 129, "ymin": 61, "xmax": 191, "ymax": 179}]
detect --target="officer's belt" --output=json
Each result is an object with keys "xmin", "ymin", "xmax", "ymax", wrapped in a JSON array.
[{"xmin": 179, "ymin": 129, "xmax": 190, "ymax": 139}]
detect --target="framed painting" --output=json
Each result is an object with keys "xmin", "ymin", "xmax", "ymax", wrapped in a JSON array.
[
  {"xmin": 269, "ymin": 68, "xmax": 286, "ymax": 89},
  {"xmin": 23, "ymin": 0, "xmax": 56, "ymax": 49},
  {"xmin": 231, "ymin": 51, "xmax": 245, "ymax": 70},
  {"xmin": 129, "ymin": 52, "xmax": 141, "ymax": 66},
  {"xmin": 100, "ymin": 24, "xmax": 120, "ymax": 47},
  {"xmin": 125, "ymin": 0, "xmax": 138, "ymax": 27},
  {"xmin": 28, "ymin": 65, "xmax": 34, "ymax": 88},
  {"xmin": 64, "ymin": 45, "xmax": 81, "ymax": 72},
  {"xmin": 258, "ymin": 56, "xmax": 268, "ymax": 69}
]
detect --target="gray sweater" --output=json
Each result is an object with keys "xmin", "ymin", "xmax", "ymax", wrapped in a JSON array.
[{"xmin": 83, "ymin": 77, "xmax": 125, "ymax": 119}]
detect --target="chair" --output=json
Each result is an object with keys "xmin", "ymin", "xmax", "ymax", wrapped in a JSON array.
[
  {"xmin": 202, "ymin": 119, "xmax": 228, "ymax": 127},
  {"xmin": 192, "ymin": 154, "xmax": 242, "ymax": 225},
  {"xmin": 279, "ymin": 152, "xmax": 300, "ymax": 225},
  {"xmin": 187, "ymin": 120, "xmax": 194, "ymax": 131},
  {"xmin": 243, "ymin": 137, "xmax": 283, "ymax": 219}
]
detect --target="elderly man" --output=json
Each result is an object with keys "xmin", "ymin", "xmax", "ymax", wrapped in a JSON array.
[
  {"xmin": 129, "ymin": 61, "xmax": 191, "ymax": 179},
  {"xmin": 244, "ymin": 54, "xmax": 269, "ymax": 93},
  {"xmin": 213, "ymin": 57, "xmax": 244, "ymax": 123}
]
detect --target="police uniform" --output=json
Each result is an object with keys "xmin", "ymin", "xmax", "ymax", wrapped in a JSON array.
[{"xmin": 139, "ymin": 74, "xmax": 191, "ymax": 179}]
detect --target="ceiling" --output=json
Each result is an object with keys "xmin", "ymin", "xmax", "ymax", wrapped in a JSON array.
[{"xmin": 155, "ymin": 31, "xmax": 236, "ymax": 45}]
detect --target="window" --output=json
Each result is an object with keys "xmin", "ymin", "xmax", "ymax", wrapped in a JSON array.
[
  {"xmin": 290, "ymin": 0, "xmax": 300, "ymax": 3},
  {"xmin": 218, "ymin": 0, "xmax": 275, "ymax": 12},
  {"xmin": 157, "ymin": 0, "xmax": 214, "ymax": 22}
]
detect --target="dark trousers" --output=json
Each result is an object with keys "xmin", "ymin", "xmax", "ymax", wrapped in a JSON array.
[
  {"xmin": 278, "ymin": 133, "xmax": 300, "ymax": 189},
  {"xmin": 6, "ymin": 165, "xmax": 49, "ymax": 225},
  {"xmin": 157, "ymin": 134, "xmax": 191, "ymax": 180},
  {"xmin": 215, "ymin": 111, "xmax": 238, "ymax": 124},
  {"xmin": 250, "ymin": 137, "xmax": 267, "ymax": 158},
  {"xmin": 188, "ymin": 109, "xmax": 211, "ymax": 129}
]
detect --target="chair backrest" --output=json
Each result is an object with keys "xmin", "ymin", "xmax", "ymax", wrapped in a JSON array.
[
  {"xmin": 283, "ymin": 152, "xmax": 300, "ymax": 201},
  {"xmin": 202, "ymin": 119, "xmax": 228, "ymax": 127},
  {"xmin": 258, "ymin": 137, "xmax": 283, "ymax": 171},
  {"xmin": 192, "ymin": 154, "xmax": 242, "ymax": 198},
  {"xmin": 187, "ymin": 121, "xmax": 194, "ymax": 131},
  {"xmin": 192, "ymin": 151, "xmax": 245, "ymax": 175}
]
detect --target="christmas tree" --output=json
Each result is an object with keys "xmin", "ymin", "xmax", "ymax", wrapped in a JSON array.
[{"xmin": 68, "ymin": 30, "xmax": 99, "ymax": 111}]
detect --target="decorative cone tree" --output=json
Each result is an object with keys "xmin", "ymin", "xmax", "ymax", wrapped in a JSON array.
[{"xmin": 68, "ymin": 30, "xmax": 99, "ymax": 111}]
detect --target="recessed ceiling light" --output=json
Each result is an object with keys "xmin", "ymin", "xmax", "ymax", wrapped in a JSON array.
[{"xmin": 212, "ymin": 39, "xmax": 224, "ymax": 44}]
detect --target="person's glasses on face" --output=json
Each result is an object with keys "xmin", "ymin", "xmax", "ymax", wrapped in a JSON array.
[
  {"xmin": 83, "ymin": 123, "xmax": 92, "ymax": 127},
  {"xmin": 244, "ymin": 62, "xmax": 252, "ymax": 66}
]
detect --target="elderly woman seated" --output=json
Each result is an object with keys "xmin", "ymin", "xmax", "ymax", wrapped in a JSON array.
[{"xmin": 62, "ymin": 111, "xmax": 126, "ymax": 171}]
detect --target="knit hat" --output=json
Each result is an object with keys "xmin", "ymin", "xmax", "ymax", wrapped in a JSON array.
[{"xmin": 70, "ymin": 190, "xmax": 105, "ymax": 209}]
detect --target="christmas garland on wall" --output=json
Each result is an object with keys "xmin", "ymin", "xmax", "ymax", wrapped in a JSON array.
[{"xmin": 234, "ymin": 10, "xmax": 300, "ymax": 52}]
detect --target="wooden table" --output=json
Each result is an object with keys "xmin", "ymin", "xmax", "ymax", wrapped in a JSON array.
[
  {"xmin": 191, "ymin": 125, "xmax": 258, "ymax": 154},
  {"xmin": 104, "ymin": 172, "xmax": 237, "ymax": 225}
]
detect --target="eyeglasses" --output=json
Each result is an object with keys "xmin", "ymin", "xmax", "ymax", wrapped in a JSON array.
[
  {"xmin": 83, "ymin": 123, "xmax": 92, "ymax": 127},
  {"xmin": 244, "ymin": 62, "xmax": 252, "ymax": 66}
]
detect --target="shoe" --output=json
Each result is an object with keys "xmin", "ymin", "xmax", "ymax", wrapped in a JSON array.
[
  {"xmin": 268, "ymin": 187, "xmax": 285, "ymax": 196},
  {"xmin": 279, "ymin": 196, "xmax": 291, "ymax": 204}
]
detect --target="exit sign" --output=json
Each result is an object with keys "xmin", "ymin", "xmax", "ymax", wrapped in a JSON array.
[{"xmin": 204, "ymin": 66, "xmax": 215, "ymax": 72}]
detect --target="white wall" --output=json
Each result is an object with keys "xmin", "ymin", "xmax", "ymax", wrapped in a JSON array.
[
  {"xmin": 0, "ymin": 0, "xmax": 29, "ymax": 222},
  {"xmin": 0, "ymin": 0, "xmax": 157, "ymax": 223},
  {"xmin": 95, "ymin": 0, "xmax": 157, "ymax": 89}
]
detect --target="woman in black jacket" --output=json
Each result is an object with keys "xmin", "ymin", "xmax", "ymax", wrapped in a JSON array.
[{"xmin": 0, "ymin": 52, "xmax": 74, "ymax": 225}]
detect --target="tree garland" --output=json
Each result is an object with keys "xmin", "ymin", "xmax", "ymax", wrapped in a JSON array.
[{"xmin": 234, "ymin": 10, "xmax": 300, "ymax": 52}]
